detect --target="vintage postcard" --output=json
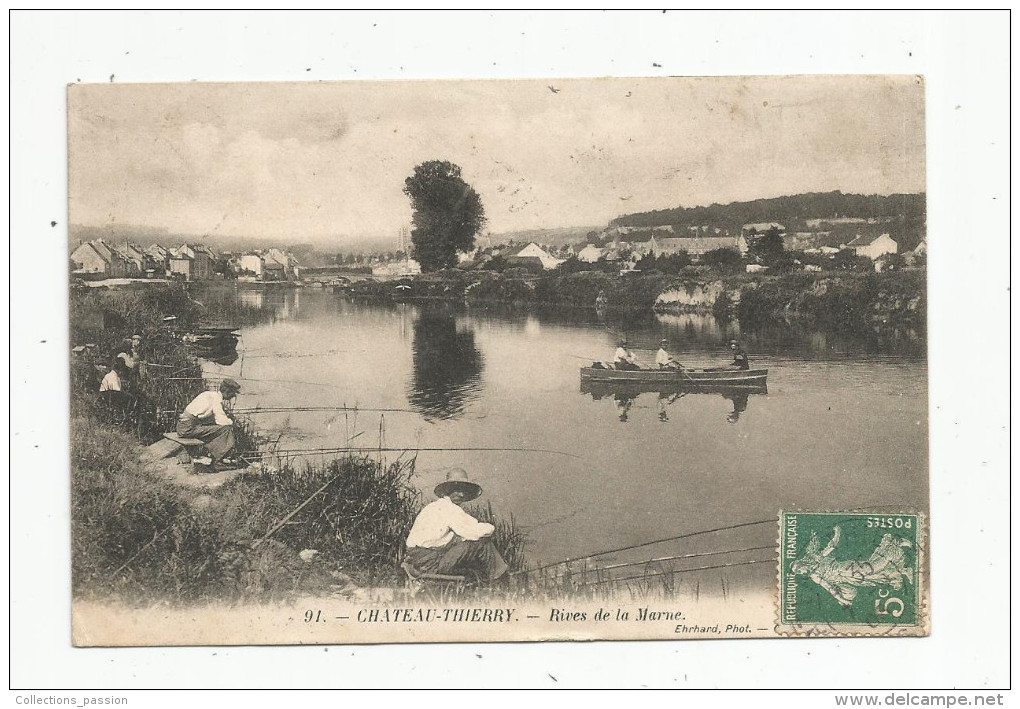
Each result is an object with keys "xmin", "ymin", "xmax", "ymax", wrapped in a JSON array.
[{"xmin": 67, "ymin": 75, "xmax": 928, "ymax": 645}]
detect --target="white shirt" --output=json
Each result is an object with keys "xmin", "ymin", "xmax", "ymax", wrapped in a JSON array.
[
  {"xmin": 405, "ymin": 496, "xmax": 495, "ymax": 548},
  {"xmin": 99, "ymin": 370, "xmax": 121, "ymax": 392},
  {"xmin": 655, "ymin": 348, "xmax": 672, "ymax": 366},
  {"xmin": 184, "ymin": 390, "xmax": 233, "ymax": 426},
  {"xmin": 615, "ymin": 347, "xmax": 636, "ymax": 364},
  {"xmin": 118, "ymin": 350, "xmax": 139, "ymax": 369}
]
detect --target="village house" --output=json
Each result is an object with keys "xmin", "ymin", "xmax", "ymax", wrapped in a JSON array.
[
  {"xmin": 115, "ymin": 243, "xmax": 147, "ymax": 276},
  {"xmin": 511, "ymin": 242, "xmax": 564, "ymax": 270},
  {"xmin": 844, "ymin": 233, "xmax": 898, "ymax": 261},
  {"xmin": 577, "ymin": 244, "xmax": 603, "ymax": 263},
  {"xmin": 146, "ymin": 244, "xmax": 169, "ymax": 276},
  {"xmin": 168, "ymin": 246, "xmax": 193, "ymax": 280},
  {"xmin": 239, "ymin": 253, "xmax": 263, "ymax": 277},
  {"xmin": 372, "ymin": 257, "xmax": 421, "ymax": 277},
  {"xmin": 650, "ymin": 235, "xmax": 740, "ymax": 259},
  {"xmin": 70, "ymin": 241, "xmax": 112, "ymax": 276},
  {"xmin": 70, "ymin": 239, "xmax": 135, "ymax": 278},
  {"xmin": 191, "ymin": 244, "xmax": 216, "ymax": 279}
]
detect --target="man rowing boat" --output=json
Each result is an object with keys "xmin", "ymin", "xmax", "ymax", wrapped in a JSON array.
[
  {"xmin": 613, "ymin": 339, "xmax": 640, "ymax": 370},
  {"xmin": 728, "ymin": 339, "xmax": 750, "ymax": 370},
  {"xmin": 655, "ymin": 339, "xmax": 682, "ymax": 370}
]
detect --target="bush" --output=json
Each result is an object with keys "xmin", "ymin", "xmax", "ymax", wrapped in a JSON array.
[
  {"xmin": 701, "ymin": 248, "xmax": 743, "ymax": 275},
  {"xmin": 534, "ymin": 271, "xmax": 615, "ymax": 307}
]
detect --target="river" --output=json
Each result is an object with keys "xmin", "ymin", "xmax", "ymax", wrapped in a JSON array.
[{"xmin": 201, "ymin": 288, "xmax": 928, "ymax": 583}]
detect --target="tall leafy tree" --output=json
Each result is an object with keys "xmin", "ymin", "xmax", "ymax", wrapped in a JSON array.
[{"xmin": 403, "ymin": 161, "xmax": 486, "ymax": 271}]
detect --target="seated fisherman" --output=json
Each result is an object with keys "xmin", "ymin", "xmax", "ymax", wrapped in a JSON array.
[
  {"xmin": 655, "ymin": 339, "xmax": 682, "ymax": 369},
  {"xmin": 99, "ymin": 356, "xmax": 129, "ymax": 416},
  {"xmin": 728, "ymin": 339, "xmax": 750, "ymax": 370},
  {"xmin": 177, "ymin": 378, "xmax": 241, "ymax": 469},
  {"xmin": 404, "ymin": 469, "xmax": 509, "ymax": 584},
  {"xmin": 613, "ymin": 339, "xmax": 641, "ymax": 370}
]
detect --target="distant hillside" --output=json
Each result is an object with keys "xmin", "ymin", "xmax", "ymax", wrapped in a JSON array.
[
  {"xmin": 610, "ymin": 191, "xmax": 926, "ymax": 251},
  {"xmin": 68, "ymin": 224, "xmax": 393, "ymax": 258},
  {"xmin": 483, "ymin": 226, "xmax": 602, "ymax": 249},
  {"xmin": 612, "ymin": 192, "xmax": 925, "ymax": 229}
]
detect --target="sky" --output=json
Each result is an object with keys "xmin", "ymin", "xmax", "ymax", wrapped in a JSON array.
[{"xmin": 68, "ymin": 76, "xmax": 925, "ymax": 246}]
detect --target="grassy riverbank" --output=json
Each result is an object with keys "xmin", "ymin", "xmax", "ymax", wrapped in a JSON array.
[
  {"xmin": 69, "ymin": 282, "xmax": 528, "ymax": 604},
  {"xmin": 72, "ymin": 411, "xmax": 528, "ymax": 604},
  {"xmin": 350, "ymin": 267, "xmax": 926, "ymax": 334}
]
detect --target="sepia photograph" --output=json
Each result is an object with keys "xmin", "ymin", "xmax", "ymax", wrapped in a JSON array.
[
  {"xmin": 66, "ymin": 75, "xmax": 929, "ymax": 645},
  {"xmin": 7, "ymin": 7, "xmax": 1012, "ymax": 696}
]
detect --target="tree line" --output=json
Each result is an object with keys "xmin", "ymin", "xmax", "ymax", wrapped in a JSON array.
[{"xmin": 611, "ymin": 191, "xmax": 926, "ymax": 230}]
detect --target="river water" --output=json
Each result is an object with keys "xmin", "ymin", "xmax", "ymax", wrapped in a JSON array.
[{"xmin": 202, "ymin": 288, "xmax": 928, "ymax": 579}]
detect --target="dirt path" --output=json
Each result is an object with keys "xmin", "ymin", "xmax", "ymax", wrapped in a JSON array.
[{"xmin": 142, "ymin": 455, "xmax": 247, "ymax": 490}]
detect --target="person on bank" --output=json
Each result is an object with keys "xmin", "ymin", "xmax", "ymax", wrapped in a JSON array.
[
  {"xmin": 655, "ymin": 339, "xmax": 682, "ymax": 370},
  {"xmin": 177, "ymin": 378, "xmax": 241, "ymax": 468},
  {"xmin": 404, "ymin": 469, "xmax": 509, "ymax": 583},
  {"xmin": 118, "ymin": 334, "xmax": 144, "ymax": 371},
  {"xmin": 99, "ymin": 356, "xmax": 128, "ymax": 403},
  {"xmin": 728, "ymin": 339, "xmax": 750, "ymax": 370},
  {"xmin": 614, "ymin": 339, "xmax": 640, "ymax": 370}
]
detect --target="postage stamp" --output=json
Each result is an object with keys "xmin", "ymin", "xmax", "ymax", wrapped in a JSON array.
[
  {"xmin": 778, "ymin": 512, "xmax": 927, "ymax": 636},
  {"xmin": 64, "ymin": 75, "xmax": 930, "ymax": 646}
]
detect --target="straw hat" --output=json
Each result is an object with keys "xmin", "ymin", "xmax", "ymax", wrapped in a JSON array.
[{"xmin": 434, "ymin": 468, "xmax": 482, "ymax": 501}]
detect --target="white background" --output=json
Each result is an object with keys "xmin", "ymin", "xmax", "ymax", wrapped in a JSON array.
[{"xmin": 6, "ymin": 9, "xmax": 1012, "ymax": 697}]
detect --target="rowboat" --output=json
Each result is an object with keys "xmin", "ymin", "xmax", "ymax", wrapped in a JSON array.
[
  {"xmin": 580, "ymin": 365, "xmax": 768, "ymax": 388},
  {"xmin": 581, "ymin": 380, "xmax": 767, "ymax": 398}
]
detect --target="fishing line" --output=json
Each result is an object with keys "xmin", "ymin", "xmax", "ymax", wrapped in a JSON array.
[
  {"xmin": 539, "ymin": 545, "xmax": 777, "ymax": 579},
  {"xmin": 245, "ymin": 445, "xmax": 581, "ymax": 459},
  {"xmin": 515, "ymin": 517, "xmax": 775, "ymax": 576},
  {"xmin": 574, "ymin": 557, "xmax": 774, "ymax": 587}
]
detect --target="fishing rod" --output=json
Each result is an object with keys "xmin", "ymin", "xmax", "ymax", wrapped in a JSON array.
[
  {"xmin": 513, "ymin": 517, "xmax": 776, "ymax": 577},
  {"xmin": 574, "ymin": 557, "xmax": 774, "ymax": 587},
  {"xmin": 231, "ymin": 405, "xmax": 425, "ymax": 415},
  {"xmin": 163, "ymin": 374, "xmax": 391, "ymax": 392},
  {"xmin": 536, "ymin": 544, "xmax": 776, "ymax": 579},
  {"xmin": 244, "ymin": 445, "xmax": 581, "ymax": 459},
  {"xmin": 522, "ymin": 502, "xmax": 911, "ymax": 579},
  {"xmin": 239, "ymin": 350, "xmax": 353, "ymax": 359}
]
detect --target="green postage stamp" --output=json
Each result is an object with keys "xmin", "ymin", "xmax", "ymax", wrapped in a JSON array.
[{"xmin": 778, "ymin": 512, "xmax": 927, "ymax": 636}]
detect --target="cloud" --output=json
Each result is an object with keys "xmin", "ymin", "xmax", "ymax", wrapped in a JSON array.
[{"xmin": 68, "ymin": 77, "xmax": 925, "ymax": 242}]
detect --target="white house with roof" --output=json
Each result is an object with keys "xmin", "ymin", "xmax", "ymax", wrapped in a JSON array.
[
  {"xmin": 577, "ymin": 244, "xmax": 603, "ymax": 263},
  {"xmin": 168, "ymin": 246, "xmax": 193, "ymax": 280},
  {"xmin": 845, "ymin": 233, "xmax": 898, "ymax": 260},
  {"xmin": 70, "ymin": 239, "xmax": 135, "ymax": 277},
  {"xmin": 239, "ymin": 253, "xmax": 264, "ymax": 277},
  {"xmin": 513, "ymin": 242, "xmax": 564, "ymax": 270},
  {"xmin": 70, "ymin": 241, "xmax": 111, "ymax": 275}
]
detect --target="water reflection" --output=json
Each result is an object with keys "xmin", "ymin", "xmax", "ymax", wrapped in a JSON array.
[
  {"xmin": 583, "ymin": 382, "xmax": 766, "ymax": 425},
  {"xmin": 237, "ymin": 288, "xmax": 301, "ymax": 321},
  {"xmin": 408, "ymin": 308, "xmax": 484, "ymax": 419},
  {"xmin": 724, "ymin": 391, "xmax": 749, "ymax": 424}
]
